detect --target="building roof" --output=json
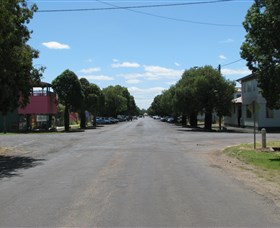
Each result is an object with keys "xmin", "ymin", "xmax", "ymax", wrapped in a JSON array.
[
  {"xmin": 32, "ymin": 81, "xmax": 52, "ymax": 88},
  {"xmin": 236, "ymin": 74, "xmax": 255, "ymax": 83}
]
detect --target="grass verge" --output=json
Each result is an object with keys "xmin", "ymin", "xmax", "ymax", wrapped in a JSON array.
[{"xmin": 224, "ymin": 141, "xmax": 280, "ymax": 182}]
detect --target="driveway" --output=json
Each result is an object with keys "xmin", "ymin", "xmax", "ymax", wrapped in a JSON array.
[{"xmin": 0, "ymin": 118, "xmax": 280, "ymax": 227}]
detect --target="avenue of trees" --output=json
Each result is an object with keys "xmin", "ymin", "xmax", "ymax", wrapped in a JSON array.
[
  {"xmin": 2, "ymin": 0, "xmax": 280, "ymax": 133},
  {"xmin": 241, "ymin": 0, "xmax": 280, "ymax": 109},
  {"xmin": 52, "ymin": 70, "xmax": 139, "ymax": 131},
  {"xmin": 148, "ymin": 66, "xmax": 236, "ymax": 130}
]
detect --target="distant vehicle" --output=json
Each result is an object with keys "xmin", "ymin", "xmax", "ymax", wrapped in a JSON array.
[{"xmin": 167, "ymin": 117, "xmax": 174, "ymax": 123}]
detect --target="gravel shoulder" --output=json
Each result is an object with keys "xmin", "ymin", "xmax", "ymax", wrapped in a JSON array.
[{"xmin": 208, "ymin": 149, "xmax": 280, "ymax": 208}]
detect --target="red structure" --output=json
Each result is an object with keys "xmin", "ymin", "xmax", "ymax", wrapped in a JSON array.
[
  {"xmin": 18, "ymin": 82, "xmax": 57, "ymax": 131},
  {"xmin": 18, "ymin": 82, "xmax": 57, "ymax": 115}
]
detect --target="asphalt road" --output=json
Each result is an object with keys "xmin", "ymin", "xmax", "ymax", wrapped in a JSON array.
[{"xmin": 0, "ymin": 117, "xmax": 280, "ymax": 227}]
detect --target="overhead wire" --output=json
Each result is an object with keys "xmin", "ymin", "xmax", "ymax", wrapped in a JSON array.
[
  {"xmin": 95, "ymin": 0, "xmax": 241, "ymax": 27},
  {"xmin": 37, "ymin": 0, "xmax": 237, "ymax": 12},
  {"xmin": 36, "ymin": 0, "xmax": 242, "ymax": 27},
  {"xmin": 221, "ymin": 59, "xmax": 243, "ymax": 67}
]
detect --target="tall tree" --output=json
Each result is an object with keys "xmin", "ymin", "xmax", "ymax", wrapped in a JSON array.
[
  {"xmin": 86, "ymin": 83, "xmax": 104, "ymax": 127},
  {"xmin": 0, "ymin": 0, "xmax": 42, "ymax": 132},
  {"xmin": 175, "ymin": 67, "xmax": 201, "ymax": 127},
  {"xmin": 79, "ymin": 78, "xmax": 90, "ymax": 129},
  {"xmin": 52, "ymin": 70, "xmax": 83, "ymax": 132},
  {"xmin": 214, "ymin": 78, "xmax": 236, "ymax": 130},
  {"xmin": 101, "ymin": 85, "xmax": 139, "ymax": 117},
  {"xmin": 241, "ymin": 0, "xmax": 280, "ymax": 109}
]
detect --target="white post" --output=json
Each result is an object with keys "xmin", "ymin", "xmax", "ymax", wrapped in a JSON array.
[{"xmin": 261, "ymin": 128, "xmax": 267, "ymax": 149}]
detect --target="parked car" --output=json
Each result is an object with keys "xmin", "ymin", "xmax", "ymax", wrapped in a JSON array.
[{"xmin": 167, "ymin": 117, "xmax": 174, "ymax": 123}]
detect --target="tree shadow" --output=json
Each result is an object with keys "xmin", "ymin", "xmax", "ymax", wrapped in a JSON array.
[
  {"xmin": 0, "ymin": 155, "xmax": 45, "ymax": 179},
  {"xmin": 177, "ymin": 127, "xmax": 248, "ymax": 134},
  {"xmin": 269, "ymin": 158, "xmax": 280, "ymax": 162}
]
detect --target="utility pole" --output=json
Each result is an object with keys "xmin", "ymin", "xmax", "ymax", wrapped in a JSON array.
[{"xmin": 218, "ymin": 64, "xmax": 221, "ymax": 74}]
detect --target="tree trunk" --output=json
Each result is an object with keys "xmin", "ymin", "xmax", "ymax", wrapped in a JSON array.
[
  {"xmin": 190, "ymin": 112, "xmax": 197, "ymax": 127},
  {"xmin": 80, "ymin": 110, "xmax": 86, "ymax": 129},
  {"xmin": 64, "ymin": 106, "xmax": 70, "ymax": 132},
  {"xmin": 3, "ymin": 115, "xmax": 7, "ymax": 134},
  {"xmin": 219, "ymin": 115, "xmax": 222, "ymax": 131},
  {"xmin": 93, "ymin": 114, "xmax": 97, "ymax": 128},
  {"xmin": 204, "ymin": 110, "xmax": 212, "ymax": 130},
  {"xmin": 182, "ymin": 114, "xmax": 187, "ymax": 127}
]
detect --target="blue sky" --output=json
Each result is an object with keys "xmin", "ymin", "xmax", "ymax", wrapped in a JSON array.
[{"xmin": 28, "ymin": 0, "xmax": 254, "ymax": 109}]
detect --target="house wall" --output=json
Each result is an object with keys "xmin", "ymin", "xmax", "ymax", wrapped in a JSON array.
[
  {"xmin": 224, "ymin": 104, "xmax": 239, "ymax": 126},
  {"xmin": 224, "ymin": 90, "xmax": 242, "ymax": 127},
  {"xmin": 235, "ymin": 76, "xmax": 280, "ymax": 129}
]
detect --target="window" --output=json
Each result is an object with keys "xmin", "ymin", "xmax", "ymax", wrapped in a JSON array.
[
  {"xmin": 246, "ymin": 105, "xmax": 252, "ymax": 118},
  {"xmin": 266, "ymin": 106, "xmax": 274, "ymax": 118}
]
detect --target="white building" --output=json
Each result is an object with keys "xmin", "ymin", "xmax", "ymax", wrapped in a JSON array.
[{"xmin": 224, "ymin": 74, "xmax": 280, "ymax": 130}]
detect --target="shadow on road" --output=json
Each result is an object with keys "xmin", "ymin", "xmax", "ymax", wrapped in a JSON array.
[{"xmin": 0, "ymin": 155, "xmax": 45, "ymax": 179}]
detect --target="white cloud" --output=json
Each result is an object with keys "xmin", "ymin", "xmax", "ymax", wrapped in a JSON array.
[
  {"xmin": 128, "ymin": 86, "xmax": 166, "ymax": 109},
  {"xmin": 112, "ymin": 58, "xmax": 119, "ymax": 62},
  {"xmin": 79, "ymin": 75, "xmax": 114, "ymax": 81},
  {"xmin": 80, "ymin": 67, "xmax": 101, "ymax": 74},
  {"xmin": 219, "ymin": 54, "xmax": 227, "ymax": 60},
  {"xmin": 128, "ymin": 86, "xmax": 166, "ymax": 95},
  {"xmin": 125, "ymin": 79, "xmax": 142, "ymax": 84},
  {"xmin": 42, "ymin": 41, "xmax": 70, "ymax": 49},
  {"xmin": 174, "ymin": 62, "xmax": 180, "ymax": 67},
  {"xmin": 112, "ymin": 61, "xmax": 140, "ymax": 68},
  {"xmin": 144, "ymin": 65, "xmax": 183, "ymax": 79},
  {"xmin": 166, "ymin": 81, "xmax": 177, "ymax": 86},
  {"xmin": 119, "ymin": 65, "xmax": 183, "ymax": 81},
  {"xmin": 221, "ymin": 68, "xmax": 251, "ymax": 76},
  {"xmin": 220, "ymin": 38, "xmax": 234, "ymax": 44}
]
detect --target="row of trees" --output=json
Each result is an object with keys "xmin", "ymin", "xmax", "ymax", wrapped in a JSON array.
[
  {"xmin": 1, "ymin": 1, "xmax": 280, "ymax": 132},
  {"xmin": 148, "ymin": 66, "xmax": 236, "ymax": 130},
  {"xmin": 52, "ymin": 70, "xmax": 139, "ymax": 131}
]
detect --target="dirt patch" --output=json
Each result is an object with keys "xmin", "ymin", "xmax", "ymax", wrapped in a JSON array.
[
  {"xmin": 208, "ymin": 150, "xmax": 280, "ymax": 208},
  {"xmin": 0, "ymin": 147, "xmax": 30, "ymax": 157}
]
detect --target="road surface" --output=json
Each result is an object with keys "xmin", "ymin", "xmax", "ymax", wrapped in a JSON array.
[{"xmin": 0, "ymin": 117, "xmax": 280, "ymax": 227}]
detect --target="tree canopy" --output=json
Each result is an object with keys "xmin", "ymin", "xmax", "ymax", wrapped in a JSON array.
[
  {"xmin": 52, "ymin": 70, "xmax": 83, "ymax": 131},
  {"xmin": 102, "ymin": 85, "xmax": 139, "ymax": 117},
  {"xmin": 241, "ymin": 0, "xmax": 280, "ymax": 109},
  {"xmin": 79, "ymin": 78, "xmax": 104, "ymax": 128},
  {"xmin": 0, "ymin": 0, "xmax": 42, "ymax": 116},
  {"xmin": 148, "ymin": 66, "xmax": 235, "ymax": 130}
]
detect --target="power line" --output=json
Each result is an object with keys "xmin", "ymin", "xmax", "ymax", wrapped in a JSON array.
[
  {"xmin": 221, "ymin": 59, "xmax": 243, "ymax": 67},
  {"xmin": 37, "ymin": 0, "xmax": 237, "ymax": 13},
  {"xmin": 95, "ymin": 0, "xmax": 241, "ymax": 27}
]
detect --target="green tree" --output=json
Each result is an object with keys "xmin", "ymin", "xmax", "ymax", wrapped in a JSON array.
[
  {"xmin": 149, "ymin": 94, "xmax": 164, "ymax": 116},
  {"xmin": 214, "ymin": 78, "xmax": 236, "ymax": 130},
  {"xmin": 175, "ymin": 67, "xmax": 200, "ymax": 127},
  {"xmin": 241, "ymin": 0, "xmax": 280, "ymax": 109},
  {"xmin": 52, "ymin": 70, "xmax": 83, "ymax": 132},
  {"xmin": 79, "ymin": 79, "xmax": 103, "ymax": 128},
  {"xmin": 103, "ymin": 87, "xmax": 127, "ymax": 117},
  {"xmin": 87, "ymin": 83, "xmax": 104, "ymax": 127},
  {"xmin": 79, "ymin": 78, "xmax": 90, "ymax": 129},
  {"xmin": 0, "ymin": 0, "xmax": 42, "ymax": 132},
  {"xmin": 102, "ymin": 85, "xmax": 138, "ymax": 117}
]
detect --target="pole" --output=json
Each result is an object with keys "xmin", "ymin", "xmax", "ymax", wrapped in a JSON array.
[{"xmin": 253, "ymin": 101, "xmax": 256, "ymax": 149}]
